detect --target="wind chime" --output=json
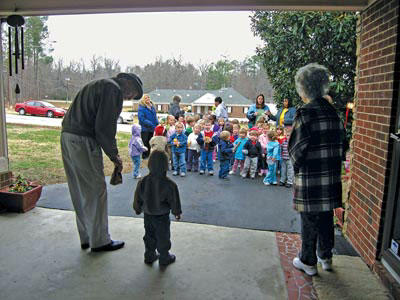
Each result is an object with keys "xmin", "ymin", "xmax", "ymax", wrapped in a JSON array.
[{"xmin": 6, "ymin": 14, "xmax": 25, "ymax": 95}]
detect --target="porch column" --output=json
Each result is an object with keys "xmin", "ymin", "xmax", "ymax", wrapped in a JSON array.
[{"xmin": 0, "ymin": 19, "xmax": 11, "ymax": 188}]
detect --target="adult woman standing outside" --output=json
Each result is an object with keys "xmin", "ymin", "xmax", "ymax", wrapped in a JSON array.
[
  {"xmin": 138, "ymin": 94, "xmax": 158, "ymax": 159},
  {"xmin": 288, "ymin": 63, "xmax": 348, "ymax": 276},
  {"xmin": 269, "ymin": 98, "xmax": 297, "ymax": 127},
  {"xmin": 246, "ymin": 94, "xmax": 271, "ymax": 128}
]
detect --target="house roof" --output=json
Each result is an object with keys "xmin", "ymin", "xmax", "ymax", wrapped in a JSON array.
[{"xmin": 148, "ymin": 88, "xmax": 254, "ymax": 106}]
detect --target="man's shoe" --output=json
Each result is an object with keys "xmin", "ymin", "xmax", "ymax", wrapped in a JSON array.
[
  {"xmin": 81, "ymin": 243, "xmax": 90, "ymax": 250},
  {"xmin": 159, "ymin": 254, "xmax": 176, "ymax": 266},
  {"xmin": 264, "ymin": 182, "xmax": 271, "ymax": 186},
  {"xmin": 172, "ymin": 171, "xmax": 178, "ymax": 176},
  {"xmin": 187, "ymin": 169, "xmax": 191, "ymax": 172},
  {"xmin": 180, "ymin": 172, "xmax": 186, "ymax": 177},
  {"xmin": 285, "ymin": 183, "xmax": 292, "ymax": 188},
  {"xmin": 193, "ymin": 169, "xmax": 198, "ymax": 172},
  {"xmin": 209, "ymin": 171, "xmax": 214, "ymax": 176},
  {"xmin": 317, "ymin": 256, "xmax": 333, "ymax": 271},
  {"xmin": 91, "ymin": 240, "xmax": 125, "ymax": 252},
  {"xmin": 272, "ymin": 182, "xmax": 278, "ymax": 185},
  {"xmin": 279, "ymin": 182, "xmax": 285, "ymax": 186},
  {"xmin": 144, "ymin": 253, "xmax": 160, "ymax": 264},
  {"xmin": 134, "ymin": 174, "xmax": 141, "ymax": 179},
  {"xmin": 229, "ymin": 170, "xmax": 234, "ymax": 175},
  {"xmin": 199, "ymin": 170, "xmax": 204, "ymax": 175},
  {"xmin": 292, "ymin": 257, "xmax": 317, "ymax": 276}
]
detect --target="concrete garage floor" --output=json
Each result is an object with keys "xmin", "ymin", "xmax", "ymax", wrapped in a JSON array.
[{"xmin": 0, "ymin": 208, "xmax": 287, "ymax": 300}]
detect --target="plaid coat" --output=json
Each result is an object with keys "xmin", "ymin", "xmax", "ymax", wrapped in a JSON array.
[{"xmin": 288, "ymin": 97, "xmax": 348, "ymax": 212}]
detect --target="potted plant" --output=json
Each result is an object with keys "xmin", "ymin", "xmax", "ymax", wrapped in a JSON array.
[{"xmin": 0, "ymin": 175, "xmax": 42, "ymax": 213}]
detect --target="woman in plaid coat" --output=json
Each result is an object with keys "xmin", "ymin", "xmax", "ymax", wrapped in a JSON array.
[{"xmin": 288, "ymin": 63, "xmax": 348, "ymax": 276}]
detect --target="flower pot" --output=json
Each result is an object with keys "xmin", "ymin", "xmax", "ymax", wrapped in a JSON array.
[{"xmin": 0, "ymin": 185, "xmax": 42, "ymax": 213}]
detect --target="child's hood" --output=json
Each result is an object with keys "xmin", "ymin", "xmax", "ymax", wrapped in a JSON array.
[
  {"xmin": 131, "ymin": 124, "xmax": 141, "ymax": 137},
  {"xmin": 148, "ymin": 150, "xmax": 168, "ymax": 177}
]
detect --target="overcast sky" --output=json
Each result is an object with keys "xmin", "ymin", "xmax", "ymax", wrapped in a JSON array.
[{"xmin": 47, "ymin": 11, "xmax": 263, "ymax": 70}]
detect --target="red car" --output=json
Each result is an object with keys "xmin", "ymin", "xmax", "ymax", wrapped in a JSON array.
[{"xmin": 15, "ymin": 101, "xmax": 66, "ymax": 118}]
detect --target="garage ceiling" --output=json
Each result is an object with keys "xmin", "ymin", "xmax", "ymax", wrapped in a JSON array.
[{"xmin": 0, "ymin": 0, "xmax": 369, "ymax": 16}]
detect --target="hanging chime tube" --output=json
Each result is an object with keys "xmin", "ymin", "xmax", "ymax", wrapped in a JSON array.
[
  {"xmin": 8, "ymin": 27, "xmax": 12, "ymax": 76},
  {"xmin": 15, "ymin": 26, "xmax": 19, "ymax": 74},
  {"xmin": 21, "ymin": 27, "xmax": 24, "ymax": 70}
]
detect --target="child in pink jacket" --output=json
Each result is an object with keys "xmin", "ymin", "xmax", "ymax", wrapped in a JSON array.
[{"xmin": 258, "ymin": 123, "xmax": 270, "ymax": 176}]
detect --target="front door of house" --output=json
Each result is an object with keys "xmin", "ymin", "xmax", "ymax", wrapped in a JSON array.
[{"xmin": 381, "ymin": 95, "xmax": 400, "ymax": 283}]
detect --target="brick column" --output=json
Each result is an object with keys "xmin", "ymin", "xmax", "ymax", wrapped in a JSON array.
[{"xmin": 346, "ymin": 0, "xmax": 399, "ymax": 267}]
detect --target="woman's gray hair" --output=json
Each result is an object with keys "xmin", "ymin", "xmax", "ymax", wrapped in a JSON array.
[{"xmin": 295, "ymin": 63, "xmax": 330, "ymax": 100}]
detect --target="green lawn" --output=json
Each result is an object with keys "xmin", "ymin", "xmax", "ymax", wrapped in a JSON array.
[{"xmin": 6, "ymin": 124, "xmax": 134, "ymax": 185}]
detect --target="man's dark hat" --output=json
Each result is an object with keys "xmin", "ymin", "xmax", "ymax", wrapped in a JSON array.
[{"xmin": 117, "ymin": 73, "xmax": 143, "ymax": 100}]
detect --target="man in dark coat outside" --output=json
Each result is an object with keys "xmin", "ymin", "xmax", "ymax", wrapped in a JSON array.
[
  {"xmin": 168, "ymin": 95, "xmax": 185, "ymax": 120},
  {"xmin": 61, "ymin": 73, "xmax": 143, "ymax": 252}
]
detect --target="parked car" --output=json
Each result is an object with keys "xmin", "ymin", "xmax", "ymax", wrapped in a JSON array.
[
  {"xmin": 15, "ymin": 101, "xmax": 66, "ymax": 118},
  {"xmin": 118, "ymin": 111, "xmax": 135, "ymax": 124}
]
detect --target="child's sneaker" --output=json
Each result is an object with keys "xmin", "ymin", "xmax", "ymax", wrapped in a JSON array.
[
  {"xmin": 258, "ymin": 172, "xmax": 263, "ymax": 176},
  {"xmin": 251, "ymin": 176, "xmax": 255, "ymax": 179},
  {"xmin": 264, "ymin": 182, "xmax": 270, "ymax": 186},
  {"xmin": 272, "ymin": 181, "xmax": 278, "ymax": 185},
  {"xmin": 180, "ymin": 172, "xmax": 186, "ymax": 177},
  {"xmin": 229, "ymin": 170, "xmax": 234, "ymax": 175},
  {"xmin": 134, "ymin": 174, "xmax": 141, "ymax": 179},
  {"xmin": 317, "ymin": 256, "xmax": 333, "ymax": 271},
  {"xmin": 279, "ymin": 182, "xmax": 285, "ymax": 186},
  {"xmin": 241, "ymin": 174, "xmax": 246, "ymax": 179},
  {"xmin": 286, "ymin": 183, "xmax": 292, "ymax": 188},
  {"xmin": 292, "ymin": 257, "xmax": 317, "ymax": 276},
  {"xmin": 199, "ymin": 170, "xmax": 204, "ymax": 175},
  {"xmin": 187, "ymin": 169, "xmax": 191, "ymax": 172},
  {"xmin": 172, "ymin": 171, "xmax": 178, "ymax": 176},
  {"xmin": 209, "ymin": 171, "xmax": 214, "ymax": 176},
  {"xmin": 159, "ymin": 253, "xmax": 176, "ymax": 266},
  {"xmin": 193, "ymin": 169, "xmax": 198, "ymax": 172}
]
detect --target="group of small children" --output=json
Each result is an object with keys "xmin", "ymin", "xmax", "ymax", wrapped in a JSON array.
[
  {"xmin": 128, "ymin": 113, "xmax": 294, "ymax": 186},
  {"xmin": 130, "ymin": 113, "xmax": 294, "ymax": 267}
]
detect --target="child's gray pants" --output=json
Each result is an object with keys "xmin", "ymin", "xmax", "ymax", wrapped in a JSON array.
[{"xmin": 241, "ymin": 156, "xmax": 258, "ymax": 178}]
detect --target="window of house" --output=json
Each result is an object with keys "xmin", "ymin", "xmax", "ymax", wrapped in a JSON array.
[
  {"xmin": 157, "ymin": 105, "xmax": 162, "ymax": 111},
  {"xmin": 227, "ymin": 106, "xmax": 232, "ymax": 113},
  {"xmin": 243, "ymin": 107, "xmax": 248, "ymax": 114},
  {"xmin": 197, "ymin": 106, "xmax": 201, "ymax": 113}
]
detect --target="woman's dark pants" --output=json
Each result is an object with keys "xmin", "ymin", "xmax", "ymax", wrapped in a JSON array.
[
  {"xmin": 141, "ymin": 131, "xmax": 153, "ymax": 159},
  {"xmin": 300, "ymin": 211, "xmax": 334, "ymax": 265}
]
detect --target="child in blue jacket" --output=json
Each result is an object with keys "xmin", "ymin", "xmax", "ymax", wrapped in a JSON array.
[
  {"xmin": 168, "ymin": 122, "xmax": 187, "ymax": 177},
  {"xmin": 218, "ymin": 131, "xmax": 234, "ymax": 180},
  {"xmin": 263, "ymin": 131, "xmax": 281, "ymax": 185},
  {"xmin": 230, "ymin": 128, "xmax": 248, "ymax": 175},
  {"xmin": 196, "ymin": 120, "xmax": 217, "ymax": 175}
]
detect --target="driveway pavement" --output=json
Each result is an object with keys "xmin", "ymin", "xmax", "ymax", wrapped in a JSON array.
[
  {"xmin": 6, "ymin": 113, "xmax": 132, "ymax": 133},
  {"xmin": 39, "ymin": 170, "xmax": 301, "ymax": 233}
]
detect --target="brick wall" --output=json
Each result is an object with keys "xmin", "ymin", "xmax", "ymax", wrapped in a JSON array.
[
  {"xmin": 230, "ymin": 106, "xmax": 247, "ymax": 118},
  {"xmin": 347, "ymin": 0, "xmax": 399, "ymax": 267},
  {"xmin": 0, "ymin": 171, "xmax": 12, "ymax": 189}
]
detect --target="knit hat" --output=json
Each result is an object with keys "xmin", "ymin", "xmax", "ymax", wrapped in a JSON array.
[
  {"xmin": 154, "ymin": 125, "xmax": 165, "ymax": 136},
  {"xmin": 116, "ymin": 73, "xmax": 143, "ymax": 100}
]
